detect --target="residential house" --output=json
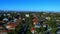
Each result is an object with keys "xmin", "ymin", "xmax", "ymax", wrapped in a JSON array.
[
  {"xmin": 35, "ymin": 23, "xmax": 41, "ymax": 28},
  {"xmin": 3, "ymin": 18, "xmax": 8, "ymax": 22},
  {"xmin": 31, "ymin": 27, "xmax": 36, "ymax": 34},
  {"xmin": 25, "ymin": 14, "xmax": 30, "ymax": 17},
  {"xmin": 0, "ymin": 30, "xmax": 8, "ymax": 34},
  {"xmin": 45, "ymin": 17, "xmax": 51, "ymax": 20},
  {"xmin": 6, "ymin": 22, "xmax": 17, "ymax": 30},
  {"xmin": 32, "ymin": 17, "xmax": 41, "ymax": 28},
  {"xmin": 32, "ymin": 17, "xmax": 39, "ymax": 23}
]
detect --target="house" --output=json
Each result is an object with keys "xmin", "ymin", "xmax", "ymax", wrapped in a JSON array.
[
  {"xmin": 33, "ymin": 22, "xmax": 37, "ymax": 25},
  {"xmin": 25, "ymin": 14, "xmax": 30, "ymax": 17},
  {"xmin": 32, "ymin": 17, "xmax": 41, "ymax": 28},
  {"xmin": 7, "ymin": 14, "xmax": 10, "ymax": 16},
  {"xmin": 35, "ymin": 23, "xmax": 41, "ymax": 28},
  {"xmin": 32, "ymin": 17, "xmax": 39, "ymax": 22},
  {"xmin": 22, "ymin": 18, "xmax": 25, "ymax": 21},
  {"xmin": 0, "ymin": 32, "xmax": 7, "ymax": 34},
  {"xmin": 13, "ymin": 19, "xmax": 18, "ymax": 22},
  {"xmin": 3, "ymin": 14, "xmax": 6, "ymax": 16},
  {"xmin": 43, "ymin": 24, "xmax": 46, "ymax": 28},
  {"xmin": 0, "ymin": 20, "xmax": 5, "ymax": 29},
  {"xmin": 0, "ymin": 26, "xmax": 3, "ymax": 29},
  {"xmin": 0, "ymin": 22, "xmax": 5, "ymax": 27},
  {"xmin": 45, "ymin": 17, "xmax": 51, "ymax": 20},
  {"xmin": 31, "ymin": 27, "xmax": 36, "ymax": 34},
  {"xmin": 6, "ymin": 22, "xmax": 17, "ymax": 30},
  {"xmin": 0, "ymin": 30, "xmax": 8, "ymax": 34},
  {"xmin": 43, "ymin": 13, "xmax": 46, "ymax": 15},
  {"xmin": 3, "ymin": 18, "xmax": 8, "ymax": 22}
]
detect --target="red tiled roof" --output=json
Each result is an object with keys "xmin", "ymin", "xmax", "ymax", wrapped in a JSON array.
[
  {"xmin": 33, "ymin": 18, "xmax": 39, "ymax": 22},
  {"xmin": 7, "ymin": 23, "xmax": 17, "ymax": 27},
  {"xmin": 1, "ymin": 30, "xmax": 8, "ymax": 32},
  {"xmin": 31, "ymin": 27, "xmax": 35, "ymax": 31},
  {"xmin": 1, "ymin": 30, "xmax": 12, "ymax": 32}
]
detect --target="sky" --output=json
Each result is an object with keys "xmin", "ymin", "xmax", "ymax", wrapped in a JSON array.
[{"xmin": 0, "ymin": 0, "xmax": 60, "ymax": 12}]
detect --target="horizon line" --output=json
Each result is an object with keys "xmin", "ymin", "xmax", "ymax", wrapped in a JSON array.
[{"xmin": 0, "ymin": 10, "xmax": 60, "ymax": 12}]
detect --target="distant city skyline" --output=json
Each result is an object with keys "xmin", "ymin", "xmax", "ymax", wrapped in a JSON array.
[{"xmin": 0, "ymin": 0, "xmax": 60, "ymax": 12}]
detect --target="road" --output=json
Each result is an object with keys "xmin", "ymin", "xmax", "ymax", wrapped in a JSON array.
[
  {"xmin": 18, "ymin": 24, "xmax": 29, "ymax": 34},
  {"xmin": 18, "ymin": 18, "xmax": 30, "ymax": 34}
]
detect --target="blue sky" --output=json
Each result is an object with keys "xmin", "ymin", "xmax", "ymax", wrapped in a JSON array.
[{"xmin": 0, "ymin": 0, "xmax": 60, "ymax": 11}]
